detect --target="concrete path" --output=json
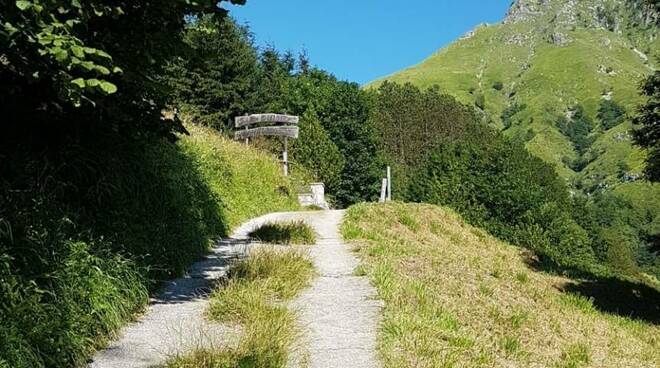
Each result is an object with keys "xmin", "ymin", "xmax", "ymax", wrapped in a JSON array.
[
  {"xmin": 290, "ymin": 210, "xmax": 382, "ymax": 368},
  {"xmin": 89, "ymin": 210, "xmax": 382, "ymax": 368}
]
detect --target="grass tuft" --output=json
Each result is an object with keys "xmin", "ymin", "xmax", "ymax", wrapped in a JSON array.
[
  {"xmin": 167, "ymin": 248, "xmax": 315, "ymax": 368},
  {"xmin": 248, "ymin": 220, "xmax": 317, "ymax": 245}
]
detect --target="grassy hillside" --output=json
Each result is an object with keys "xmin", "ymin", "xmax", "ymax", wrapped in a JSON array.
[
  {"xmin": 369, "ymin": 0, "xmax": 658, "ymax": 188},
  {"xmin": 342, "ymin": 203, "xmax": 660, "ymax": 368},
  {"xmin": 0, "ymin": 124, "xmax": 300, "ymax": 368}
]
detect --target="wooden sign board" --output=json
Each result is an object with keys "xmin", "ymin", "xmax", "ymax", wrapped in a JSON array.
[
  {"xmin": 235, "ymin": 114, "xmax": 300, "ymax": 128},
  {"xmin": 234, "ymin": 126, "xmax": 299, "ymax": 140}
]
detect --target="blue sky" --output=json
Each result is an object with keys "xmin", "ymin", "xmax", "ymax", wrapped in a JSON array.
[{"xmin": 226, "ymin": 0, "xmax": 511, "ymax": 85}]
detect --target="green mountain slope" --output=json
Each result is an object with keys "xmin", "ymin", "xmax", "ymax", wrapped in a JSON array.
[{"xmin": 371, "ymin": 0, "xmax": 658, "ymax": 190}]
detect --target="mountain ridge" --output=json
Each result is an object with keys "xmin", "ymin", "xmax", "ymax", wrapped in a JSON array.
[{"xmin": 370, "ymin": 0, "xmax": 658, "ymax": 191}]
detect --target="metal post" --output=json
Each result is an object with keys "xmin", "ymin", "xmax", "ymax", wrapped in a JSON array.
[
  {"xmin": 386, "ymin": 166, "xmax": 392, "ymax": 201},
  {"xmin": 283, "ymin": 137, "xmax": 289, "ymax": 177}
]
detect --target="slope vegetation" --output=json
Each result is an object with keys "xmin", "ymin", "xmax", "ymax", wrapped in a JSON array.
[
  {"xmin": 371, "ymin": 0, "xmax": 658, "ymax": 189},
  {"xmin": 0, "ymin": 124, "xmax": 300, "ymax": 368},
  {"xmin": 342, "ymin": 203, "xmax": 660, "ymax": 368}
]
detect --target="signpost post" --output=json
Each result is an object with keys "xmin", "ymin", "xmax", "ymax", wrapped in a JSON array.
[{"xmin": 235, "ymin": 114, "xmax": 300, "ymax": 176}]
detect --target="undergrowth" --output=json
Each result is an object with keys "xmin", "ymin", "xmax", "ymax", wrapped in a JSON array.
[
  {"xmin": 165, "ymin": 247, "xmax": 315, "ymax": 368},
  {"xmin": 248, "ymin": 220, "xmax": 317, "ymax": 245},
  {"xmin": 0, "ymin": 124, "xmax": 300, "ymax": 368}
]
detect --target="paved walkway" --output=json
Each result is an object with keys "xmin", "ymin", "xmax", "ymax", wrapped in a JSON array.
[
  {"xmin": 89, "ymin": 210, "xmax": 382, "ymax": 368},
  {"xmin": 290, "ymin": 210, "xmax": 382, "ymax": 368}
]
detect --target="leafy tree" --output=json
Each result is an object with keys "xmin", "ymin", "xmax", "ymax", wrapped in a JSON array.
[
  {"xmin": 369, "ymin": 81, "xmax": 483, "ymax": 193},
  {"xmin": 291, "ymin": 109, "xmax": 345, "ymax": 192},
  {"xmin": 1, "ymin": 0, "xmax": 245, "ymax": 137},
  {"xmin": 597, "ymin": 99, "xmax": 626, "ymax": 130},
  {"xmin": 633, "ymin": 71, "xmax": 660, "ymax": 182},
  {"xmin": 167, "ymin": 15, "xmax": 261, "ymax": 131}
]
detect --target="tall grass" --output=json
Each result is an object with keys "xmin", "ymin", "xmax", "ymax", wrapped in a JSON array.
[
  {"xmin": 0, "ymin": 124, "xmax": 300, "ymax": 367},
  {"xmin": 166, "ymin": 248, "xmax": 315, "ymax": 368},
  {"xmin": 342, "ymin": 202, "xmax": 660, "ymax": 368}
]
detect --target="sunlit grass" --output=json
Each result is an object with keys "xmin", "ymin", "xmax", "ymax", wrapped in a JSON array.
[
  {"xmin": 342, "ymin": 202, "xmax": 660, "ymax": 368},
  {"xmin": 165, "ymin": 248, "xmax": 315, "ymax": 368}
]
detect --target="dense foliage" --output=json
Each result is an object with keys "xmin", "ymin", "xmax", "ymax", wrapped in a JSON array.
[
  {"xmin": 167, "ymin": 18, "xmax": 384, "ymax": 207},
  {"xmin": 1, "ymin": 0, "xmax": 245, "ymax": 138},
  {"xmin": 597, "ymin": 99, "xmax": 626, "ymax": 131},
  {"xmin": 372, "ymin": 81, "xmax": 658, "ymax": 279},
  {"xmin": 367, "ymin": 82, "xmax": 485, "ymax": 194},
  {"xmin": 633, "ymin": 70, "xmax": 660, "ymax": 182}
]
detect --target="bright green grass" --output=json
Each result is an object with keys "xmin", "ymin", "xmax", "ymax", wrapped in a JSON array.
[{"xmin": 248, "ymin": 220, "xmax": 317, "ymax": 245}]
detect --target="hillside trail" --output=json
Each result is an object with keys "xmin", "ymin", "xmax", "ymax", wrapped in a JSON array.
[{"xmin": 89, "ymin": 210, "xmax": 382, "ymax": 368}]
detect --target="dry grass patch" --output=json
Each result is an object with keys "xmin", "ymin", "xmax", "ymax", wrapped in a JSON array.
[
  {"xmin": 342, "ymin": 202, "xmax": 660, "ymax": 368},
  {"xmin": 164, "ymin": 248, "xmax": 315, "ymax": 368}
]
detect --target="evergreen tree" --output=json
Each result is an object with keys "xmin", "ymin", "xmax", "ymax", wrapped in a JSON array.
[
  {"xmin": 167, "ymin": 15, "xmax": 261, "ymax": 131},
  {"xmin": 633, "ymin": 71, "xmax": 660, "ymax": 182}
]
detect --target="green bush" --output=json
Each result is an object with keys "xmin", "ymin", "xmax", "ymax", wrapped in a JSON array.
[
  {"xmin": 406, "ymin": 136, "xmax": 599, "ymax": 272},
  {"xmin": 597, "ymin": 100, "xmax": 626, "ymax": 131}
]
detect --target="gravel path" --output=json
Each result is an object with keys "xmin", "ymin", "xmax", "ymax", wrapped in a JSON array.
[
  {"xmin": 290, "ymin": 210, "xmax": 383, "ymax": 368},
  {"xmin": 89, "ymin": 210, "xmax": 382, "ymax": 368}
]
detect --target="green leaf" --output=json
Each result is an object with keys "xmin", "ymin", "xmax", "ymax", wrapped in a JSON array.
[
  {"xmin": 71, "ymin": 0, "xmax": 81, "ymax": 8},
  {"xmin": 15, "ymin": 1, "xmax": 31, "ymax": 11},
  {"xmin": 112, "ymin": 66, "xmax": 123, "ymax": 74},
  {"xmin": 95, "ymin": 65, "xmax": 110, "ymax": 75},
  {"xmin": 4, "ymin": 22, "xmax": 18, "ymax": 35},
  {"xmin": 71, "ymin": 78, "xmax": 85, "ymax": 88},
  {"xmin": 80, "ymin": 61, "xmax": 94, "ymax": 71},
  {"xmin": 52, "ymin": 47, "xmax": 68, "ymax": 62},
  {"xmin": 71, "ymin": 45, "xmax": 84, "ymax": 58},
  {"xmin": 94, "ymin": 49, "xmax": 112, "ymax": 59},
  {"xmin": 99, "ymin": 81, "xmax": 117, "ymax": 94},
  {"xmin": 86, "ymin": 78, "xmax": 100, "ymax": 87}
]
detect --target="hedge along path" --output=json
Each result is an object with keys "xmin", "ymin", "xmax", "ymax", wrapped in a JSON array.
[{"xmin": 89, "ymin": 210, "xmax": 382, "ymax": 368}]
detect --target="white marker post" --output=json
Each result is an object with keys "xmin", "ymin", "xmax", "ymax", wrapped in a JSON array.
[
  {"xmin": 380, "ymin": 178, "xmax": 387, "ymax": 203},
  {"xmin": 386, "ymin": 166, "xmax": 392, "ymax": 202}
]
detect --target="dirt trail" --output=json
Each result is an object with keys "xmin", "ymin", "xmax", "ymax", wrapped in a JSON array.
[{"xmin": 89, "ymin": 210, "xmax": 381, "ymax": 368}]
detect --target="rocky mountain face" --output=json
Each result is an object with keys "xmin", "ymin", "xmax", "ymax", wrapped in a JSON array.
[
  {"xmin": 371, "ymin": 0, "xmax": 658, "ymax": 197},
  {"xmin": 504, "ymin": 0, "xmax": 658, "ymax": 48}
]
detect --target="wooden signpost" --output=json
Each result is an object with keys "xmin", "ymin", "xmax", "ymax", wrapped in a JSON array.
[{"xmin": 235, "ymin": 114, "xmax": 300, "ymax": 176}]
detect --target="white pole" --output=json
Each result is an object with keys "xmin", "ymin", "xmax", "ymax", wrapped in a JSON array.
[
  {"xmin": 283, "ymin": 137, "xmax": 289, "ymax": 177},
  {"xmin": 386, "ymin": 166, "xmax": 392, "ymax": 201},
  {"xmin": 380, "ymin": 178, "xmax": 387, "ymax": 203}
]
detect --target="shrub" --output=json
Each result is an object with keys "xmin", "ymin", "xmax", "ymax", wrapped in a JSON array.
[
  {"xmin": 492, "ymin": 81, "xmax": 504, "ymax": 91},
  {"xmin": 597, "ymin": 100, "xmax": 626, "ymax": 130},
  {"xmin": 406, "ymin": 135, "xmax": 599, "ymax": 272}
]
